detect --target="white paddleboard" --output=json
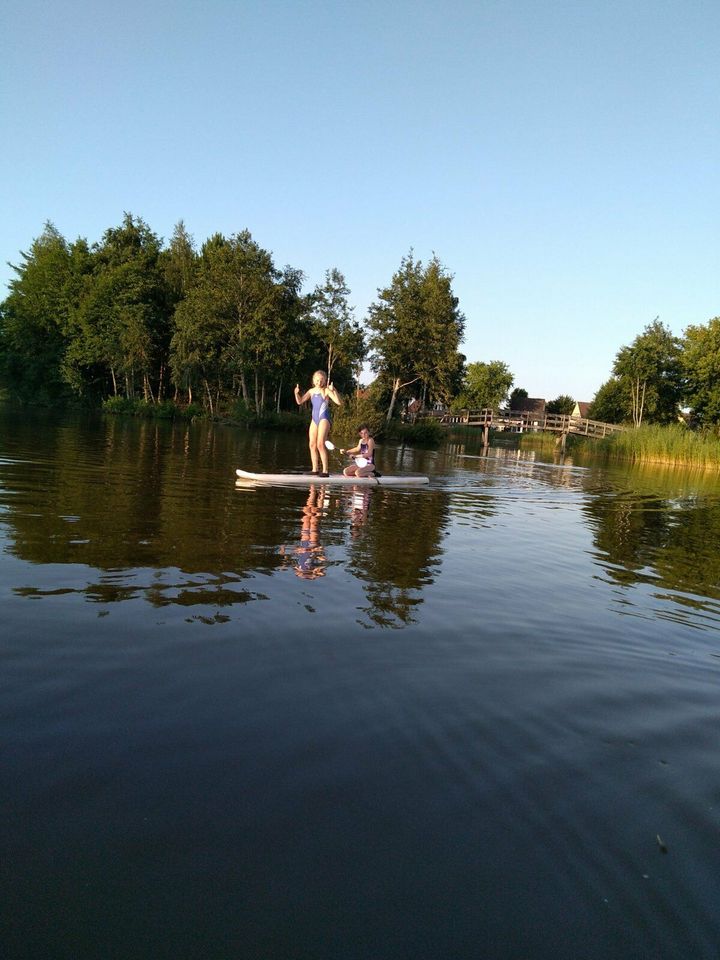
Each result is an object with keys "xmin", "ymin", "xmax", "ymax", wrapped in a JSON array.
[{"xmin": 236, "ymin": 468, "xmax": 429, "ymax": 486}]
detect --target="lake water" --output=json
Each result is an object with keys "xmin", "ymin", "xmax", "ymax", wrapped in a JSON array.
[{"xmin": 2, "ymin": 409, "xmax": 720, "ymax": 960}]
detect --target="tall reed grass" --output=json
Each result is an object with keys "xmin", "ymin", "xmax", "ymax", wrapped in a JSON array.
[{"xmin": 592, "ymin": 424, "xmax": 720, "ymax": 468}]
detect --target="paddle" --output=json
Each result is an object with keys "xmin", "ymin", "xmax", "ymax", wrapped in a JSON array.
[{"xmin": 324, "ymin": 440, "xmax": 368, "ymax": 469}]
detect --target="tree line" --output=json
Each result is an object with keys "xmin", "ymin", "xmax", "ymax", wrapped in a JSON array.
[
  {"xmin": 0, "ymin": 216, "xmax": 466, "ymax": 420},
  {"xmin": 2, "ymin": 216, "xmax": 718, "ymax": 430},
  {"xmin": 587, "ymin": 317, "xmax": 720, "ymax": 429}
]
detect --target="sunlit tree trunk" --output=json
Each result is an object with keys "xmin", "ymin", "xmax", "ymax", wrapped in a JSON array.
[
  {"xmin": 386, "ymin": 376, "xmax": 420, "ymax": 422},
  {"xmin": 203, "ymin": 378, "xmax": 214, "ymax": 415}
]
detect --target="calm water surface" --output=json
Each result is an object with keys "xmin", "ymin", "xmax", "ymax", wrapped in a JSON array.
[{"xmin": 2, "ymin": 409, "xmax": 720, "ymax": 959}]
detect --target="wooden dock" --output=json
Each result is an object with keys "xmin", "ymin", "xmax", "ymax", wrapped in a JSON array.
[{"xmin": 427, "ymin": 408, "xmax": 626, "ymax": 443}]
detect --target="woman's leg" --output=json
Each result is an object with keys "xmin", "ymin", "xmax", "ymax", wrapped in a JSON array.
[
  {"xmin": 317, "ymin": 419, "xmax": 330, "ymax": 472},
  {"xmin": 308, "ymin": 421, "xmax": 319, "ymax": 471},
  {"xmin": 343, "ymin": 463, "xmax": 358, "ymax": 477}
]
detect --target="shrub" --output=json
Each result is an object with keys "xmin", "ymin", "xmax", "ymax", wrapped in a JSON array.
[
  {"xmin": 102, "ymin": 397, "xmax": 185, "ymax": 419},
  {"xmin": 385, "ymin": 418, "xmax": 444, "ymax": 445},
  {"xmin": 183, "ymin": 402, "xmax": 205, "ymax": 420},
  {"xmin": 102, "ymin": 396, "xmax": 137, "ymax": 415}
]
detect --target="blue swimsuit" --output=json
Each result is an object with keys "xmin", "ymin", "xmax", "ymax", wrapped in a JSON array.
[{"xmin": 311, "ymin": 392, "xmax": 330, "ymax": 425}]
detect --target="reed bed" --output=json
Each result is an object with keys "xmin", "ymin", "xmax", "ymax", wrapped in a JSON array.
[
  {"xmin": 516, "ymin": 432, "xmax": 561, "ymax": 451},
  {"xmin": 591, "ymin": 424, "xmax": 720, "ymax": 468}
]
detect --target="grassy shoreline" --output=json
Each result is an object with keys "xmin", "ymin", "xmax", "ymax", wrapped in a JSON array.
[
  {"xmin": 449, "ymin": 423, "xmax": 720, "ymax": 469},
  {"xmin": 38, "ymin": 399, "xmax": 720, "ymax": 468},
  {"xmin": 584, "ymin": 424, "xmax": 720, "ymax": 468},
  {"xmin": 100, "ymin": 398, "xmax": 446, "ymax": 447}
]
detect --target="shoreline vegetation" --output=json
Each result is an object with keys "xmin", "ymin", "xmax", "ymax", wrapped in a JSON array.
[
  {"xmin": 99, "ymin": 395, "xmax": 446, "ymax": 447},
  {"xmin": 584, "ymin": 423, "xmax": 720, "ymax": 469},
  {"xmin": 100, "ymin": 400, "xmax": 720, "ymax": 468},
  {"xmin": 3, "ymin": 393, "xmax": 717, "ymax": 467},
  {"xmin": 2, "ymin": 220, "xmax": 719, "ymax": 468},
  {"xmin": 451, "ymin": 424, "xmax": 720, "ymax": 470}
]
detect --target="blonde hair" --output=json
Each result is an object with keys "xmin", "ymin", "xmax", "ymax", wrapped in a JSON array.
[{"xmin": 312, "ymin": 370, "xmax": 328, "ymax": 387}]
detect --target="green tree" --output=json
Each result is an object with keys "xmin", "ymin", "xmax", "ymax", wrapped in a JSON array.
[
  {"xmin": 452, "ymin": 360, "xmax": 513, "ymax": 410},
  {"xmin": 587, "ymin": 377, "xmax": 629, "ymax": 424},
  {"xmin": 367, "ymin": 252, "xmax": 465, "ymax": 421},
  {"xmin": 509, "ymin": 387, "xmax": 528, "ymax": 409},
  {"xmin": 64, "ymin": 214, "xmax": 169, "ymax": 401},
  {"xmin": 612, "ymin": 318, "xmax": 682, "ymax": 426},
  {"xmin": 170, "ymin": 231, "xmax": 310, "ymax": 414},
  {"xmin": 248, "ymin": 263, "xmax": 312, "ymax": 413},
  {"xmin": 310, "ymin": 268, "xmax": 365, "ymax": 381},
  {"xmin": 546, "ymin": 394, "xmax": 575, "ymax": 415},
  {"xmin": 163, "ymin": 220, "xmax": 197, "ymax": 304},
  {"xmin": 681, "ymin": 317, "xmax": 720, "ymax": 426},
  {"xmin": 0, "ymin": 222, "xmax": 78, "ymax": 400}
]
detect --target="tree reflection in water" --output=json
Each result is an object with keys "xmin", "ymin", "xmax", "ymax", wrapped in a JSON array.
[
  {"xmin": 582, "ymin": 468, "xmax": 720, "ymax": 609},
  {"xmin": 346, "ymin": 488, "xmax": 450, "ymax": 628}
]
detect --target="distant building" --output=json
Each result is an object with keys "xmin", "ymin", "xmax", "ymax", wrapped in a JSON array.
[
  {"xmin": 406, "ymin": 397, "xmax": 422, "ymax": 422},
  {"xmin": 572, "ymin": 401, "xmax": 591, "ymax": 418}
]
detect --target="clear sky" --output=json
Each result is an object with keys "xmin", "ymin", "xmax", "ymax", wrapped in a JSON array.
[{"xmin": 1, "ymin": 0, "xmax": 718, "ymax": 402}]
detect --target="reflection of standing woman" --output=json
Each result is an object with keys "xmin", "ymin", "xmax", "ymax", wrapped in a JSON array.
[
  {"xmin": 295, "ymin": 371, "xmax": 341, "ymax": 476},
  {"xmin": 294, "ymin": 485, "xmax": 327, "ymax": 579}
]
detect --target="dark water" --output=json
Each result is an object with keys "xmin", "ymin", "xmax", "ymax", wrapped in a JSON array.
[{"xmin": 2, "ymin": 410, "xmax": 720, "ymax": 959}]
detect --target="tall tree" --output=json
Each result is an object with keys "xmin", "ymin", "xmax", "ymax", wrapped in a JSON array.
[
  {"xmin": 163, "ymin": 220, "xmax": 197, "ymax": 304},
  {"xmin": 65, "ymin": 214, "xmax": 168, "ymax": 401},
  {"xmin": 310, "ymin": 268, "xmax": 365, "ymax": 381},
  {"xmin": 682, "ymin": 317, "xmax": 720, "ymax": 426},
  {"xmin": 509, "ymin": 387, "xmax": 528, "ymax": 409},
  {"xmin": 546, "ymin": 394, "xmax": 575, "ymax": 415},
  {"xmin": 612, "ymin": 318, "xmax": 682, "ymax": 426},
  {"xmin": 0, "ymin": 222, "xmax": 76, "ymax": 400},
  {"xmin": 587, "ymin": 377, "xmax": 628, "ymax": 424},
  {"xmin": 453, "ymin": 360, "xmax": 513, "ymax": 410},
  {"xmin": 170, "ymin": 231, "xmax": 308, "ymax": 413},
  {"xmin": 367, "ymin": 252, "xmax": 465, "ymax": 421}
]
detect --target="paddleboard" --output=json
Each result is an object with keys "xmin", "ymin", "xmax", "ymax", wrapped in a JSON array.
[{"xmin": 236, "ymin": 469, "xmax": 429, "ymax": 486}]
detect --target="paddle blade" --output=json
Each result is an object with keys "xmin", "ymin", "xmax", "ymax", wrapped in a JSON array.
[
  {"xmin": 355, "ymin": 457, "xmax": 369, "ymax": 468},
  {"xmin": 324, "ymin": 440, "xmax": 336, "ymax": 450}
]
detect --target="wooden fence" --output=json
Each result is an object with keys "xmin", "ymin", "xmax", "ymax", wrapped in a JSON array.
[{"xmin": 426, "ymin": 408, "xmax": 626, "ymax": 439}]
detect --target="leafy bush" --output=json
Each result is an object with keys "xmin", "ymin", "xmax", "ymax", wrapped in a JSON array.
[
  {"xmin": 228, "ymin": 398, "xmax": 253, "ymax": 422},
  {"xmin": 102, "ymin": 397, "xmax": 187, "ymax": 419},
  {"xmin": 183, "ymin": 402, "xmax": 205, "ymax": 420},
  {"xmin": 102, "ymin": 396, "xmax": 137, "ymax": 415},
  {"xmin": 385, "ymin": 418, "xmax": 444, "ymax": 445}
]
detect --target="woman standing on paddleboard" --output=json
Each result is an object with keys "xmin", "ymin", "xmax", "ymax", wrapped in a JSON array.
[{"xmin": 294, "ymin": 371, "xmax": 342, "ymax": 476}]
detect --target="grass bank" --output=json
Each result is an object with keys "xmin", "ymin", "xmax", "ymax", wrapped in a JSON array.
[
  {"xmin": 100, "ymin": 397, "xmax": 445, "ymax": 447},
  {"xmin": 102, "ymin": 397, "xmax": 204, "ymax": 419},
  {"xmin": 581, "ymin": 424, "xmax": 720, "ymax": 468},
  {"xmin": 449, "ymin": 421, "xmax": 720, "ymax": 468}
]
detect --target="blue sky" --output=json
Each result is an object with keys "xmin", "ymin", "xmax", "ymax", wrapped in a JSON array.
[{"xmin": 1, "ymin": 0, "xmax": 718, "ymax": 401}]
